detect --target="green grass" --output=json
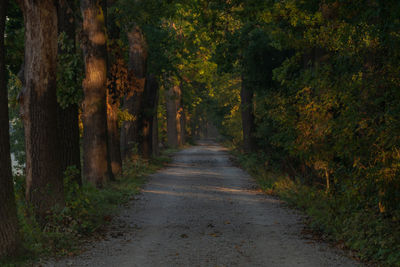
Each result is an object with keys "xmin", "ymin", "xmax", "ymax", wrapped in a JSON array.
[
  {"xmin": 1, "ymin": 152, "xmax": 173, "ymax": 267},
  {"xmin": 232, "ymin": 150, "xmax": 400, "ymax": 267}
]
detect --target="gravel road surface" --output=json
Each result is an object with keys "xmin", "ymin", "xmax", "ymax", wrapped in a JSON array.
[{"xmin": 47, "ymin": 140, "xmax": 358, "ymax": 267}]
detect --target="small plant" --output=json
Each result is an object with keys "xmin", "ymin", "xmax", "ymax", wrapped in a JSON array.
[
  {"xmin": 234, "ymin": 148, "xmax": 400, "ymax": 267},
  {"xmin": 3, "ymin": 152, "xmax": 172, "ymax": 266}
]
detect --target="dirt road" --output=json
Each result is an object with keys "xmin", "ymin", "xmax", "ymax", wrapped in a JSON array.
[{"xmin": 49, "ymin": 141, "xmax": 358, "ymax": 267}]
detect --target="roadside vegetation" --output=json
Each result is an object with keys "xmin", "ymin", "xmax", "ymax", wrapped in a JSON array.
[
  {"xmin": 231, "ymin": 149, "xmax": 400, "ymax": 266},
  {"xmin": 1, "ymin": 152, "xmax": 172, "ymax": 267},
  {"xmin": 1, "ymin": 1, "xmax": 400, "ymax": 266}
]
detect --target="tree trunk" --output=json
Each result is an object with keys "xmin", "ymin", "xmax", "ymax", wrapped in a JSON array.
[
  {"xmin": 240, "ymin": 78, "xmax": 256, "ymax": 153},
  {"xmin": 142, "ymin": 74, "xmax": 159, "ymax": 158},
  {"xmin": 101, "ymin": 0, "xmax": 115, "ymax": 182},
  {"xmin": 165, "ymin": 84, "xmax": 178, "ymax": 148},
  {"xmin": 18, "ymin": 0, "xmax": 65, "ymax": 218},
  {"xmin": 56, "ymin": 0, "xmax": 81, "ymax": 185},
  {"xmin": 81, "ymin": 0, "xmax": 110, "ymax": 187},
  {"xmin": 152, "ymin": 104, "xmax": 159, "ymax": 157},
  {"xmin": 106, "ymin": 43, "xmax": 127, "ymax": 177},
  {"xmin": 121, "ymin": 26, "xmax": 147, "ymax": 159},
  {"xmin": 165, "ymin": 79, "xmax": 181, "ymax": 148},
  {"xmin": 0, "ymin": 0, "xmax": 20, "ymax": 257},
  {"xmin": 151, "ymin": 79, "xmax": 160, "ymax": 157},
  {"xmin": 105, "ymin": 30, "xmax": 124, "ymax": 179},
  {"xmin": 107, "ymin": 91, "xmax": 122, "ymax": 176},
  {"xmin": 178, "ymin": 106, "xmax": 186, "ymax": 146}
]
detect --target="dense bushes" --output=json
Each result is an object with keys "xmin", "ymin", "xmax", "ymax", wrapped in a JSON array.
[
  {"xmin": 211, "ymin": 0, "xmax": 400, "ymax": 265},
  {"xmin": 234, "ymin": 152, "xmax": 400, "ymax": 265}
]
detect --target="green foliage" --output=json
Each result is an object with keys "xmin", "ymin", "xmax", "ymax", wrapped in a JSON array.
[
  {"xmin": 4, "ymin": 0, "xmax": 24, "ymax": 74},
  {"xmin": 5, "ymin": 3, "xmax": 25, "ymax": 172},
  {"xmin": 2, "ymin": 152, "xmax": 171, "ymax": 266},
  {"xmin": 7, "ymin": 68, "xmax": 25, "ymax": 170},
  {"xmin": 57, "ymin": 32, "xmax": 83, "ymax": 108},
  {"xmin": 236, "ymin": 151, "xmax": 400, "ymax": 266},
  {"xmin": 4, "ymin": 0, "xmax": 400, "ymax": 265},
  {"xmin": 211, "ymin": 0, "xmax": 400, "ymax": 265}
]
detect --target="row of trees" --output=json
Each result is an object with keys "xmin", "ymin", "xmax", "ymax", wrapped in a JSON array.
[
  {"xmin": 4, "ymin": 0, "xmax": 398, "ymax": 261},
  {"xmin": 1, "ymin": 0, "xmax": 206, "ymax": 258},
  {"xmin": 208, "ymin": 0, "xmax": 400, "ymax": 247}
]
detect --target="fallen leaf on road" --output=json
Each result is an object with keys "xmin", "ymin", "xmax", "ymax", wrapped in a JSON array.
[{"xmin": 209, "ymin": 231, "xmax": 221, "ymax": 237}]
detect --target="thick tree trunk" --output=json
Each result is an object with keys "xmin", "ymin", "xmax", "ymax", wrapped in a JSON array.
[
  {"xmin": 240, "ymin": 79, "xmax": 256, "ymax": 153},
  {"xmin": 107, "ymin": 92, "xmax": 122, "ymax": 176},
  {"xmin": 18, "ymin": 0, "xmax": 65, "ymax": 218},
  {"xmin": 0, "ymin": 0, "xmax": 20, "ymax": 257},
  {"xmin": 121, "ymin": 26, "xmax": 147, "ymax": 159},
  {"xmin": 56, "ymin": 0, "xmax": 81, "ymax": 185},
  {"xmin": 81, "ymin": 0, "xmax": 110, "ymax": 187},
  {"xmin": 165, "ymin": 81, "xmax": 180, "ymax": 148},
  {"xmin": 142, "ymin": 74, "xmax": 159, "ymax": 158}
]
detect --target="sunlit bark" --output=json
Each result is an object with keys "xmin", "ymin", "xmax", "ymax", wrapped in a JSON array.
[{"xmin": 81, "ymin": 0, "xmax": 110, "ymax": 187}]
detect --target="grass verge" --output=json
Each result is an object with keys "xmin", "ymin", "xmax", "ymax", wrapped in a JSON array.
[
  {"xmin": 231, "ymin": 149, "xmax": 400, "ymax": 267},
  {"xmin": 1, "ymin": 151, "xmax": 173, "ymax": 267}
]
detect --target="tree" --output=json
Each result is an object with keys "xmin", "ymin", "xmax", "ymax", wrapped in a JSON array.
[
  {"xmin": 120, "ymin": 25, "xmax": 147, "ymax": 159},
  {"xmin": 106, "ymin": 51, "xmax": 126, "ymax": 176},
  {"xmin": 151, "ymin": 87, "xmax": 160, "ymax": 156},
  {"xmin": 178, "ymin": 98, "xmax": 185, "ymax": 146},
  {"xmin": 18, "ymin": 0, "xmax": 64, "ymax": 218},
  {"xmin": 106, "ymin": 7, "xmax": 125, "ymax": 176},
  {"xmin": 0, "ymin": 0, "xmax": 19, "ymax": 257},
  {"xmin": 165, "ymin": 78, "xmax": 181, "ymax": 148},
  {"xmin": 142, "ymin": 74, "xmax": 159, "ymax": 157},
  {"xmin": 56, "ymin": 0, "xmax": 82, "ymax": 185},
  {"xmin": 81, "ymin": 0, "xmax": 110, "ymax": 187},
  {"xmin": 240, "ymin": 78, "xmax": 256, "ymax": 153}
]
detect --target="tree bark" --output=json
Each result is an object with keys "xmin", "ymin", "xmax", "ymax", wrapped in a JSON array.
[
  {"xmin": 152, "ymin": 102, "xmax": 159, "ymax": 157},
  {"xmin": 105, "ymin": 12, "xmax": 124, "ymax": 178},
  {"xmin": 0, "ymin": 0, "xmax": 20, "ymax": 257},
  {"xmin": 18, "ymin": 0, "xmax": 65, "ymax": 218},
  {"xmin": 121, "ymin": 26, "xmax": 147, "ymax": 159},
  {"xmin": 240, "ymin": 78, "xmax": 256, "ymax": 153},
  {"xmin": 56, "ymin": 0, "xmax": 81, "ymax": 185},
  {"xmin": 178, "ymin": 105, "xmax": 186, "ymax": 146},
  {"xmin": 101, "ymin": 0, "xmax": 115, "ymax": 182},
  {"xmin": 107, "ymin": 91, "xmax": 122, "ymax": 176},
  {"xmin": 81, "ymin": 0, "xmax": 110, "ymax": 187},
  {"xmin": 165, "ymin": 80, "xmax": 180, "ymax": 148},
  {"xmin": 142, "ymin": 74, "xmax": 159, "ymax": 158},
  {"xmin": 106, "ymin": 45, "xmax": 127, "ymax": 177}
]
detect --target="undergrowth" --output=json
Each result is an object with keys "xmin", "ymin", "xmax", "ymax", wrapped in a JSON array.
[
  {"xmin": 1, "ymin": 152, "xmax": 172, "ymax": 267},
  {"xmin": 232, "ymin": 150, "xmax": 400, "ymax": 267}
]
